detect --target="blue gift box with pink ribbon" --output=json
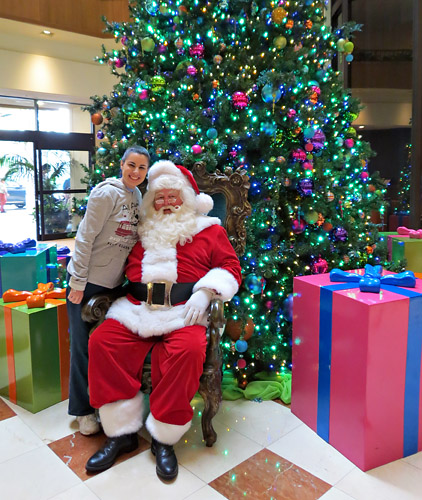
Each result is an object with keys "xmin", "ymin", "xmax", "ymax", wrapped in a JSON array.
[{"xmin": 292, "ymin": 265, "xmax": 422, "ymax": 471}]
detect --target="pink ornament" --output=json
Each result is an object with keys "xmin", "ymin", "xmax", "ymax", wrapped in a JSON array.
[
  {"xmin": 232, "ymin": 91, "xmax": 249, "ymax": 109},
  {"xmin": 115, "ymin": 58, "xmax": 125, "ymax": 68},
  {"xmin": 121, "ymin": 36, "xmax": 128, "ymax": 45},
  {"xmin": 139, "ymin": 89, "xmax": 148, "ymax": 100},
  {"xmin": 187, "ymin": 65, "xmax": 197, "ymax": 76},
  {"xmin": 191, "ymin": 144, "xmax": 203, "ymax": 154},
  {"xmin": 345, "ymin": 138, "xmax": 355, "ymax": 148},
  {"xmin": 361, "ymin": 171, "xmax": 369, "ymax": 181},
  {"xmin": 303, "ymin": 161, "xmax": 313, "ymax": 170},
  {"xmin": 265, "ymin": 300, "xmax": 274, "ymax": 310},
  {"xmin": 292, "ymin": 219, "xmax": 306, "ymax": 234},
  {"xmin": 237, "ymin": 359, "xmax": 247, "ymax": 369},
  {"xmin": 305, "ymin": 143, "xmax": 314, "ymax": 152},
  {"xmin": 189, "ymin": 43, "xmax": 205, "ymax": 58},
  {"xmin": 157, "ymin": 44, "xmax": 167, "ymax": 54},
  {"xmin": 311, "ymin": 257, "xmax": 328, "ymax": 274},
  {"xmin": 311, "ymin": 85, "xmax": 321, "ymax": 95},
  {"xmin": 287, "ymin": 109, "xmax": 296, "ymax": 118},
  {"xmin": 229, "ymin": 150, "xmax": 238, "ymax": 158},
  {"xmin": 292, "ymin": 149, "xmax": 307, "ymax": 161}
]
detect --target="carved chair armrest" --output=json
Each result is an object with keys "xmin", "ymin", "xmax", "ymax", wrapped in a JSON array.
[
  {"xmin": 81, "ymin": 289, "xmax": 125, "ymax": 324},
  {"xmin": 208, "ymin": 298, "xmax": 225, "ymax": 329}
]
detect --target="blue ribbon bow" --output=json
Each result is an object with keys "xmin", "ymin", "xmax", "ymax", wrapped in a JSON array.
[{"xmin": 330, "ymin": 264, "xmax": 416, "ymax": 292}]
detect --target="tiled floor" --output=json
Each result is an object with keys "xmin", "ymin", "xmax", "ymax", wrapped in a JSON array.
[{"xmin": 1, "ymin": 396, "xmax": 422, "ymax": 500}]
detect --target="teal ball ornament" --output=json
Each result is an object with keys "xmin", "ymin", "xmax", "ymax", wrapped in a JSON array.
[
  {"xmin": 262, "ymin": 84, "xmax": 282, "ymax": 103},
  {"xmin": 206, "ymin": 127, "xmax": 218, "ymax": 139},
  {"xmin": 235, "ymin": 340, "xmax": 248, "ymax": 353},
  {"xmin": 244, "ymin": 274, "xmax": 262, "ymax": 295}
]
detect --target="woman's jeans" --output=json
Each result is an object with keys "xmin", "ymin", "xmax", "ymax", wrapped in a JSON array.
[{"xmin": 66, "ymin": 279, "xmax": 121, "ymax": 416}]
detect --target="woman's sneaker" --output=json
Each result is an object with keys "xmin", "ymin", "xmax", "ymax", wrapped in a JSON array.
[{"xmin": 77, "ymin": 413, "xmax": 100, "ymax": 435}]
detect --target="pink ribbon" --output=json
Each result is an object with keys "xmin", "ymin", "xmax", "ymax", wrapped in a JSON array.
[{"xmin": 397, "ymin": 226, "xmax": 422, "ymax": 239}]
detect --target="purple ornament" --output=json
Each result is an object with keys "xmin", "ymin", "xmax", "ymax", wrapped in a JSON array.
[
  {"xmin": 297, "ymin": 178, "xmax": 314, "ymax": 196},
  {"xmin": 332, "ymin": 227, "xmax": 348, "ymax": 242},
  {"xmin": 310, "ymin": 129, "xmax": 326, "ymax": 149},
  {"xmin": 189, "ymin": 43, "xmax": 205, "ymax": 58},
  {"xmin": 157, "ymin": 44, "xmax": 167, "ymax": 54},
  {"xmin": 96, "ymin": 130, "xmax": 104, "ymax": 139}
]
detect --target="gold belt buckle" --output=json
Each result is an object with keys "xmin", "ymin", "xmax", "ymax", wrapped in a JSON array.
[{"xmin": 146, "ymin": 281, "xmax": 173, "ymax": 308}]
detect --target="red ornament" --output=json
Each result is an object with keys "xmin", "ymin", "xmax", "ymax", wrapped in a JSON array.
[
  {"xmin": 232, "ymin": 91, "xmax": 249, "ymax": 109},
  {"xmin": 189, "ymin": 43, "xmax": 205, "ymax": 58},
  {"xmin": 237, "ymin": 359, "xmax": 247, "ymax": 370},
  {"xmin": 311, "ymin": 257, "xmax": 328, "ymax": 274}
]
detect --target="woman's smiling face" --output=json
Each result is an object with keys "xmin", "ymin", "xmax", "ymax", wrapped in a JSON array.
[{"xmin": 120, "ymin": 153, "xmax": 149, "ymax": 189}]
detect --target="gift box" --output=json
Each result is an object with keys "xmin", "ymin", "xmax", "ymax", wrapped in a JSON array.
[
  {"xmin": 292, "ymin": 270, "xmax": 422, "ymax": 471},
  {"xmin": 378, "ymin": 232, "xmax": 398, "ymax": 260},
  {"xmin": 388, "ymin": 213, "xmax": 410, "ymax": 231},
  {"xmin": 0, "ymin": 244, "xmax": 58, "ymax": 295},
  {"xmin": 0, "ymin": 298, "xmax": 70, "ymax": 413},
  {"xmin": 391, "ymin": 237, "xmax": 422, "ymax": 273}
]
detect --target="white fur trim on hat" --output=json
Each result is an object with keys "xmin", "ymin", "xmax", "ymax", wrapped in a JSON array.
[
  {"xmin": 146, "ymin": 413, "xmax": 191, "ymax": 445},
  {"xmin": 99, "ymin": 392, "xmax": 144, "ymax": 437}
]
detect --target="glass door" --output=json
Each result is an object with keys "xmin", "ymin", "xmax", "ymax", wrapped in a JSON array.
[
  {"xmin": 0, "ymin": 140, "xmax": 36, "ymax": 243},
  {"xmin": 36, "ymin": 149, "xmax": 90, "ymax": 239}
]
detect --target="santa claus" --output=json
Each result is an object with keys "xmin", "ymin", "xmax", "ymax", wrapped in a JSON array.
[{"xmin": 86, "ymin": 160, "xmax": 242, "ymax": 479}]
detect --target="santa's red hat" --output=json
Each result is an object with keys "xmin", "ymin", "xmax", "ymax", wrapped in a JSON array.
[{"xmin": 147, "ymin": 160, "xmax": 214, "ymax": 215}]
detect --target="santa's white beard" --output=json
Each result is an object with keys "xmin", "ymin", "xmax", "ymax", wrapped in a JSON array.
[{"xmin": 139, "ymin": 204, "xmax": 198, "ymax": 249}]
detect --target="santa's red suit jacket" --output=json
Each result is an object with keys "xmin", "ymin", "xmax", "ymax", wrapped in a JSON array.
[{"xmin": 106, "ymin": 218, "xmax": 242, "ymax": 338}]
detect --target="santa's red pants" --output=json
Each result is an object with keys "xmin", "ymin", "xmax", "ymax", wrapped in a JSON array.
[{"xmin": 88, "ymin": 318, "xmax": 207, "ymax": 426}]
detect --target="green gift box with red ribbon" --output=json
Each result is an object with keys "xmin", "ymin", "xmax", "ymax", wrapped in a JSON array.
[{"xmin": 0, "ymin": 298, "xmax": 69, "ymax": 413}]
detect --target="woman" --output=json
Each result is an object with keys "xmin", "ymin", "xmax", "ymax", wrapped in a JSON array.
[{"xmin": 66, "ymin": 145, "xmax": 150, "ymax": 435}]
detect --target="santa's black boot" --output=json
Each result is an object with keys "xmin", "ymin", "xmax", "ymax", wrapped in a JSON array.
[
  {"xmin": 85, "ymin": 433, "xmax": 138, "ymax": 472},
  {"xmin": 151, "ymin": 437, "xmax": 178, "ymax": 480}
]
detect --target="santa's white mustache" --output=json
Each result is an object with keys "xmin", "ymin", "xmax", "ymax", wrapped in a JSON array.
[{"xmin": 158, "ymin": 205, "xmax": 181, "ymax": 214}]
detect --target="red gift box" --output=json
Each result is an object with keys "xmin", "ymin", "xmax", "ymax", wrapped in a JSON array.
[{"xmin": 292, "ymin": 270, "xmax": 422, "ymax": 471}]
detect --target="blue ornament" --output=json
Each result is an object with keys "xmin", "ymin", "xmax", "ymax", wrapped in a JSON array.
[
  {"xmin": 97, "ymin": 147, "xmax": 107, "ymax": 155},
  {"xmin": 206, "ymin": 127, "xmax": 218, "ymax": 139},
  {"xmin": 235, "ymin": 340, "xmax": 248, "ymax": 352},
  {"xmin": 244, "ymin": 273, "xmax": 262, "ymax": 295},
  {"xmin": 96, "ymin": 130, "xmax": 104, "ymax": 139},
  {"xmin": 345, "ymin": 54, "xmax": 354, "ymax": 62},
  {"xmin": 145, "ymin": 0, "xmax": 159, "ymax": 15},
  {"xmin": 303, "ymin": 127, "xmax": 315, "ymax": 139},
  {"xmin": 262, "ymin": 84, "xmax": 282, "ymax": 103},
  {"xmin": 283, "ymin": 294, "xmax": 294, "ymax": 322},
  {"xmin": 261, "ymin": 121, "xmax": 277, "ymax": 135}
]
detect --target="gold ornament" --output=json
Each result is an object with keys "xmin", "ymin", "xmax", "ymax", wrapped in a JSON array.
[
  {"xmin": 274, "ymin": 36, "xmax": 287, "ymax": 50},
  {"xmin": 272, "ymin": 7, "xmax": 287, "ymax": 24}
]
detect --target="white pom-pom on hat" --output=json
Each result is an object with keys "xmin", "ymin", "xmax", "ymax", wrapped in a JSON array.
[{"xmin": 148, "ymin": 160, "xmax": 213, "ymax": 215}]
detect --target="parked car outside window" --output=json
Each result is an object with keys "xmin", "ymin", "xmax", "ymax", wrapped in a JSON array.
[{"xmin": 5, "ymin": 181, "xmax": 26, "ymax": 209}]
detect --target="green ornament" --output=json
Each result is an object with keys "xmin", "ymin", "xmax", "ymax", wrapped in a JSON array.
[
  {"xmin": 141, "ymin": 37, "xmax": 155, "ymax": 52},
  {"xmin": 151, "ymin": 75, "xmax": 166, "ymax": 94}
]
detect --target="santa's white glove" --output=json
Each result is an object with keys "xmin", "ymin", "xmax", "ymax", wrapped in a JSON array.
[{"xmin": 184, "ymin": 289, "xmax": 213, "ymax": 326}]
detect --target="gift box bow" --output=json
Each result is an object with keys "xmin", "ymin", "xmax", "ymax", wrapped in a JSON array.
[
  {"xmin": 397, "ymin": 226, "xmax": 422, "ymax": 239},
  {"xmin": 2, "ymin": 283, "xmax": 66, "ymax": 308},
  {"xmin": 330, "ymin": 264, "xmax": 416, "ymax": 293}
]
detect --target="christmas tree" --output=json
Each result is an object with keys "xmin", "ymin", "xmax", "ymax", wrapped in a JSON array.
[
  {"xmin": 396, "ymin": 143, "xmax": 411, "ymax": 215},
  {"xmin": 82, "ymin": 0, "xmax": 390, "ymax": 392}
]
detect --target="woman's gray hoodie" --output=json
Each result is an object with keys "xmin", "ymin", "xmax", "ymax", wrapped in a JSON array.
[{"xmin": 67, "ymin": 178, "xmax": 142, "ymax": 291}]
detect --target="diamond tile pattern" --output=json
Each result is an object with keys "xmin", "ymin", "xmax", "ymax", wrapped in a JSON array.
[{"xmin": 1, "ymin": 395, "xmax": 422, "ymax": 500}]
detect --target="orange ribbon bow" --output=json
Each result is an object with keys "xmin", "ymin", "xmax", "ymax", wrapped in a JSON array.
[{"xmin": 2, "ymin": 282, "xmax": 66, "ymax": 308}]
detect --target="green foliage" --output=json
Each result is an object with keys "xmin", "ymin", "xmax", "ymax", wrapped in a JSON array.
[{"xmin": 81, "ymin": 0, "xmax": 396, "ymax": 386}]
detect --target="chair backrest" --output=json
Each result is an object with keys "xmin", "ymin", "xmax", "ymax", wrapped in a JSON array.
[{"xmin": 191, "ymin": 162, "xmax": 251, "ymax": 256}]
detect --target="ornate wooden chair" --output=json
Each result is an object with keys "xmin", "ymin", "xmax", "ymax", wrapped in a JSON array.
[{"xmin": 81, "ymin": 162, "xmax": 251, "ymax": 446}]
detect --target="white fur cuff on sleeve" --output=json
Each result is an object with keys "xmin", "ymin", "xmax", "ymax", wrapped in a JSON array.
[{"xmin": 193, "ymin": 267, "xmax": 239, "ymax": 302}]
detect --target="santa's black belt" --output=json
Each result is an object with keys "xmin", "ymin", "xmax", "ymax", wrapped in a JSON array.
[{"xmin": 127, "ymin": 281, "xmax": 196, "ymax": 307}]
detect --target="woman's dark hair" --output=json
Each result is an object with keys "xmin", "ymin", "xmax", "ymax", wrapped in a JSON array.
[{"xmin": 121, "ymin": 146, "xmax": 151, "ymax": 165}]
